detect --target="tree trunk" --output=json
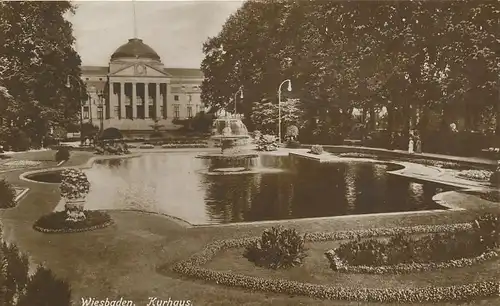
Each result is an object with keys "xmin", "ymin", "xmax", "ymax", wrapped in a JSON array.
[
  {"xmin": 496, "ymin": 105, "xmax": 500, "ymax": 137},
  {"xmin": 402, "ymin": 102, "xmax": 411, "ymax": 141},
  {"xmin": 369, "ymin": 101, "xmax": 376, "ymax": 130},
  {"xmin": 387, "ymin": 105, "xmax": 394, "ymax": 134}
]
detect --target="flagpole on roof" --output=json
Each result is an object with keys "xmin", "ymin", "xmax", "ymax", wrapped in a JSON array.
[{"xmin": 133, "ymin": 0, "xmax": 138, "ymax": 38}]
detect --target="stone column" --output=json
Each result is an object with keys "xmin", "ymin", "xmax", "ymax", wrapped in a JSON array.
[
  {"xmin": 106, "ymin": 82, "xmax": 112, "ymax": 119},
  {"xmin": 132, "ymin": 82, "xmax": 137, "ymax": 119},
  {"xmin": 120, "ymin": 82, "xmax": 126, "ymax": 119},
  {"xmin": 144, "ymin": 82, "xmax": 149, "ymax": 118},
  {"xmin": 164, "ymin": 83, "xmax": 170, "ymax": 119},
  {"xmin": 155, "ymin": 83, "xmax": 161, "ymax": 120}
]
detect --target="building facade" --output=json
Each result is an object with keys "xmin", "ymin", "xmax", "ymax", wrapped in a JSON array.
[{"xmin": 80, "ymin": 38, "xmax": 204, "ymax": 132}]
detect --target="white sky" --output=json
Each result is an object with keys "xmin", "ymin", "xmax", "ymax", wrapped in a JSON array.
[{"xmin": 67, "ymin": 0, "xmax": 244, "ymax": 68}]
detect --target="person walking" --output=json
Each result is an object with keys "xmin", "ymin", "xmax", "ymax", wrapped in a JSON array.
[
  {"xmin": 415, "ymin": 132, "xmax": 422, "ymax": 153},
  {"xmin": 408, "ymin": 132, "xmax": 414, "ymax": 154}
]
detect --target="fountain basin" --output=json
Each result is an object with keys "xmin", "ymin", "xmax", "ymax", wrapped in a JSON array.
[
  {"xmin": 197, "ymin": 153, "xmax": 259, "ymax": 171},
  {"xmin": 212, "ymin": 167, "xmax": 247, "ymax": 173}
]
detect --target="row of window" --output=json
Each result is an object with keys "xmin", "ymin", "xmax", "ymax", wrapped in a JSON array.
[
  {"xmin": 173, "ymin": 94, "xmax": 194, "ymax": 102},
  {"xmin": 83, "ymin": 105, "xmax": 200, "ymax": 119},
  {"xmin": 173, "ymin": 104, "xmax": 197, "ymax": 118}
]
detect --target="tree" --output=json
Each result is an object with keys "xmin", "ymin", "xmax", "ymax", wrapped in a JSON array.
[
  {"xmin": 80, "ymin": 123, "xmax": 99, "ymax": 140},
  {"xmin": 250, "ymin": 98, "xmax": 303, "ymax": 135},
  {"xmin": 0, "ymin": 1, "xmax": 84, "ymax": 148},
  {"xmin": 201, "ymin": 0, "xmax": 500, "ymax": 143}
]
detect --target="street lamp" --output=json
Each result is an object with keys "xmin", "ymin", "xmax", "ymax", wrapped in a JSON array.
[
  {"xmin": 234, "ymin": 86, "xmax": 243, "ymax": 115},
  {"xmin": 97, "ymin": 90, "xmax": 105, "ymax": 132},
  {"xmin": 492, "ymin": 67, "xmax": 500, "ymax": 185},
  {"xmin": 66, "ymin": 75, "xmax": 86, "ymax": 145},
  {"xmin": 278, "ymin": 79, "xmax": 292, "ymax": 144}
]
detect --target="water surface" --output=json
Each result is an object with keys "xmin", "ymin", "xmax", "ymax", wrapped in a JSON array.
[{"xmin": 82, "ymin": 153, "xmax": 448, "ymax": 225}]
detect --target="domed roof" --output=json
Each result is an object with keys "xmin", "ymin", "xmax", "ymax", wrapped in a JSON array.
[{"xmin": 110, "ymin": 38, "xmax": 160, "ymax": 61}]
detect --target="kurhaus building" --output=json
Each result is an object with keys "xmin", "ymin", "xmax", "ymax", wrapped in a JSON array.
[{"xmin": 80, "ymin": 38, "xmax": 204, "ymax": 133}]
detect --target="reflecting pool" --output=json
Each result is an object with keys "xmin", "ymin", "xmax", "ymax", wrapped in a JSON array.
[{"xmin": 81, "ymin": 153, "xmax": 450, "ymax": 225}]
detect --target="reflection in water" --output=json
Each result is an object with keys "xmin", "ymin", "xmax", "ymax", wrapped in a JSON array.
[{"xmin": 84, "ymin": 154, "xmax": 449, "ymax": 225}]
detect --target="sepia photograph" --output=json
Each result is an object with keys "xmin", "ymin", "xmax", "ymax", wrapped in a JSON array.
[{"xmin": 0, "ymin": 0, "xmax": 499, "ymax": 305}]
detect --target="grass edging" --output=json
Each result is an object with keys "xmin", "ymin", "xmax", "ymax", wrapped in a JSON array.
[
  {"xmin": 33, "ymin": 211, "xmax": 114, "ymax": 234},
  {"xmin": 325, "ymin": 249, "xmax": 499, "ymax": 275},
  {"xmin": 171, "ymin": 222, "xmax": 500, "ymax": 303},
  {"xmin": 338, "ymin": 153, "xmax": 379, "ymax": 159}
]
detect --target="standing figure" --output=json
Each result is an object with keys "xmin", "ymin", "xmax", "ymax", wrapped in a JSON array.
[
  {"xmin": 415, "ymin": 133, "xmax": 422, "ymax": 153},
  {"xmin": 408, "ymin": 134, "xmax": 414, "ymax": 154}
]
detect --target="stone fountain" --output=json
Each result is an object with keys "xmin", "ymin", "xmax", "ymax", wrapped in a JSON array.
[{"xmin": 197, "ymin": 116, "xmax": 258, "ymax": 173}]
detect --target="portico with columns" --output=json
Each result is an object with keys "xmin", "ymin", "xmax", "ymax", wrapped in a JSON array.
[{"xmin": 81, "ymin": 38, "xmax": 204, "ymax": 132}]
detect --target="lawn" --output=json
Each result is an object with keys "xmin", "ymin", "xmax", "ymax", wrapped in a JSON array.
[{"xmin": 205, "ymin": 240, "xmax": 500, "ymax": 289}]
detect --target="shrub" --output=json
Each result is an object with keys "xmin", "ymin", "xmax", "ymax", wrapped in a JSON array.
[
  {"xmin": 286, "ymin": 140, "xmax": 301, "ymax": 148},
  {"xmin": 150, "ymin": 131, "xmax": 163, "ymax": 138},
  {"xmin": 0, "ymin": 229, "xmax": 72, "ymax": 306},
  {"xmin": 94, "ymin": 146, "xmax": 105, "ymax": 155},
  {"xmin": 9, "ymin": 129, "xmax": 31, "ymax": 152},
  {"xmin": 95, "ymin": 143, "xmax": 130, "ymax": 155},
  {"xmin": 243, "ymin": 226, "xmax": 307, "ymax": 269},
  {"xmin": 17, "ymin": 266, "xmax": 72, "ymax": 306},
  {"xmin": 309, "ymin": 144, "xmax": 323, "ymax": 155},
  {"xmin": 285, "ymin": 125, "xmax": 299, "ymax": 141},
  {"xmin": 472, "ymin": 213, "xmax": 500, "ymax": 250},
  {"xmin": 54, "ymin": 147, "xmax": 70, "ymax": 162},
  {"xmin": 256, "ymin": 135, "xmax": 278, "ymax": 151},
  {"xmin": 252, "ymin": 130, "xmax": 262, "ymax": 140},
  {"xmin": 0, "ymin": 179, "xmax": 16, "ymax": 208},
  {"xmin": 333, "ymin": 221, "xmax": 498, "ymax": 268},
  {"xmin": 489, "ymin": 170, "xmax": 500, "ymax": 186}
]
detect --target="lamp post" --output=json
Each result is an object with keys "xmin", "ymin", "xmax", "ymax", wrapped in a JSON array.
[
  {"xmin": 278, "ymin": 79, "xmax": 292, "ymax": 144},
  {"xmin": 234, "ymin": 86, "xmax": 243, "ymax": 116},
  {"xmin": 97, "ymin": 90, "xmax": 105, "ymax": 132},
  {"xmin": 66, "ymin": 75, "xmax": 86, "ymax": 145},
  {"xmin": 492, "ymin": 67, "xmax": 500, "ymax": 184}
]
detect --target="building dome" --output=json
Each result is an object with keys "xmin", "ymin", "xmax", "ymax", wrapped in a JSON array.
[{"xmin": 110, "ymin": 38, "xmax": 160, "ymax": 61}]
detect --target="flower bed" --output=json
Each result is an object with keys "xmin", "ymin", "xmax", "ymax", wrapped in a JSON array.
[
  {"xmin": 324, "ymin": 250, "xmax": 498, "ymax": 274},
  {"xmin": 0, "ymin": 160, "xmax": 41, "ymax": 168},
  {"xmin": 457, "ymin": 169, "xmax": 493, "ymax": 182},
  {"xmin": 161, "ymin": 143, "xmax": 209, "ymax": 149},
  {"xmin": 60, "ymin": 168, "xmax": 90, "ymax": 199},
  {"xmin": 328, "ymin": 214, "xmax": 499, "ymax": 274},
  {"xmin": 333, "ymin": 231, "xmax": 492, "ymax": 267},
  {"xmin": 338, "ymin": 153, "xmax": 378, "ymax": 159},
  {"xmin": 406, "ymin": 159, "xmax": 463, "ymax": 169},
  {"xmin": 33, "ymin": 210, "xmax": 113, "ymax": 233},
  {"xmin": 139, "ymin": 144, "xmax": 155, "ymax": 149},
  {"xmin": 170, "ymin": 222, "xmax": 500, "ymax": 303}
]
